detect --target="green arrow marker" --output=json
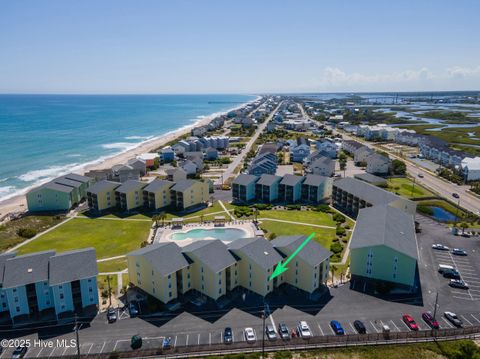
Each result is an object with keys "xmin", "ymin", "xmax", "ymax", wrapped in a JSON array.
[{"xmin": 269, "ymin": 232, "xmax": 315, "ymax": 281}]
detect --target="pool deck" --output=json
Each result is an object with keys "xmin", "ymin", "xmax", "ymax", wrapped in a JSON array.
[{"xmin": 154, "ymin": 222, "xmax": 257, "ymax": 247}]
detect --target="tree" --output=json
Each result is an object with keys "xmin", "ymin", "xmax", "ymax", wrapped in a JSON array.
[
  {"xmin": 391, "ymin": 159, "xmax": 407, "ymax": 175},
  {"xmin": 159, "ymin": 212, "xmax": 167, "ymax": 226},
  {"xmin": 200, "ymin": 214, "xmax": 204, "ymax": 224},
  {"xmin": 151, "ymin": 215, "xmax": 159, "ymax": 228},
  {"xmin": 459, "ymin": 222, "xmax": 469, "ymax": 235}
]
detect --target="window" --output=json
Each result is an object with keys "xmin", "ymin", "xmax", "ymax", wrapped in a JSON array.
[
  {"xmin": 152, "ymin": 288, "xmax": 155, "ymax": 294},
  {"xmin": 61, "ymin": 305, "xmax": 65, "ymax": 310},
  {"xmin": 152, "ymin": 270, "xmax": 154, "ymax": 276},
  {"xmin": 218, "ymin": 280, "xmax": 221, "ymax": 285},
  {"xmin": 14, "ymin": 297, "xmax": 18, "ymax": 303},
  {"xmin": 168, "ymin": 283, "xmax": 172, "ymax": 288},
  {"xmin": 90, "ymin": 297, "xmax": 94, "ymax": 302},
  {"xmin": 89, "ymin": 288, "xmax": 93, "ymax": 293},
  {"xmin": 169, "ymin": 292, "xmax": 172, "ymax": 297},
  {"xmin": 60, "ymin": 294, "xmax": 64, "ymax": 299},
  {"xmin": 88, "ymin": 279, "xmax": 92, "ymax": 283},
  {"xmin": 16, "ymin": 306, "xmax": 20, "ymax": 312},
  {"xmin": 59, "ymin": 285, "xmax": 63, "ymax": 289},
  {"xmin": 46, "ymin": 301, "xmax": 50, "ymax": 306},
  {"xmin": 249, "ymin": 281, "xmax": 252, "ymax": 287},
  {"xmin": 267, "ymin": 285, "xmax": 270, "ymax": 291},
  {"xmin": 218, "ymin": 288, "xmax": 222, "ymax": 294}
]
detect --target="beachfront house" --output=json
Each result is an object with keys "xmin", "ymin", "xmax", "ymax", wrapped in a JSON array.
[
  {"xmin": 137, "ymin": 153, "xmax": 159, "ymax": 168},
  {"xmin": 170, "ymin": 179, "xmax": 209, "ymax": 211},
  {"xmin": 86, "ymin": 180, "xmax": 121, "ymax": 212},
  {"xmin": 26, "ymin": 173, "xmax": 92, "ymax": 213},
  {"xmin": 232, "ymin": 174, "xmax": 259, "ymax": 203},
  {"xmin": 142, "ymin": 179, "xmax": 174, "ymax": 210},
  {"xmin": 159, "ymin": 147, "xmax": 175, "ymax": 163},
  {"xmin": 115, "ymin": 180, "xmax": 148, "ymax": 212},
  {"xmin": 126, "ymin": 158, "xmax": 147, "ymax": 176},
  {"xmin": 111, "ymin": 164, "xmax": 140, "ymax": 183},
  {"xmin": 272, "ymin": 235, "xmax": 331, "ymax": 294}
]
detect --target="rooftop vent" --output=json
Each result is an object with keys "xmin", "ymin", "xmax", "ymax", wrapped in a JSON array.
[
  {"xmin": 264, "ymin": 251, "xmax": 269, "ymax": 255},
  {"xmin": 27, "ymin": 268, "xmax": 33, "ymax": 273}
]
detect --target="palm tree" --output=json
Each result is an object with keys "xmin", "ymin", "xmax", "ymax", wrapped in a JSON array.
[
  {"xmin": 159, "ymin": 212, "xmax": 167, "ymax": 227},
  {"xmin": 151, "ymin": 215, "xmax": 159, "ymax": 228},
  {"xmin": 200, "ymin": 214, "xmax": 204, "ymax": 224}
]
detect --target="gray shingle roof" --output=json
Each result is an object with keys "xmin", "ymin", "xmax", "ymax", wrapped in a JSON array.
[
  {"xmin": 228, "ymin": 237, "xmax": 282, "ymax": 270},
  {"xmin": 272, "ymin": 235, "xmax": 332, "ymax": 266},
  {"xmin": 53, "ymin": 177, "xmax": 84, "ymax": 189},
  {"xmin": 3, "ymin": 251, "xmax": 55, "ymax": 289},
  {"xmin": 63, "ymin": 173, "xmax": 91, "ymax": 184},
  {"xmin": 143, "ymin": 179, "xmax": 174, "ymax": 193},
  {"xmin": 311, "ymin": 157, "xmax": 333, "ymax": 167},
  {"xmin": 0, "ymin": 252, "xmax": 16, "ymax": 286},
  {"xmin": 354, "ymin": 173, "xmax": 388, "ymax": 185},
  {"xmin": 171, "ymin": 179, "xmax": 196, "ymax": 192},
  {"xmin": 116, "ymin": 180, "xmax": 147, "ymax": 193},
  {"xmin": 129, "ymin": 242, "xmax": 189, "ymax": 277},
  {"xmin": 42, "ymin": 182, "xmax": 74, "ymax": 193},
  {"xmin": 350, "ymin": 205, "xmax": 418, "ymax": 259},
  {"xmin": 182, "ymin": 240, "xmax": 236, "ymax": 273},
  {"xmin": 256, "ymin": 174, "xmax": 282, "ymax": 186},
  {"xmin": 87, "ymin": 180, "xmax": 121, "ymax": 195},
  {"xmin": 49, "ymin": 248, "xmax": 98, "ymax": 285},
  {"xmin": 280, "ymin": 174, "xmax": 305, "ymax": 186},
  {"xmin": 303, "ymin": 174, "xmax": 328, "ymax": 187},
  {"xmin": 233, "ymin": 174, "xmax": 259, "ymax": 186},
  {"xmin": 333, "ymin": 177, "xmax": 402, "ymax": 206}
]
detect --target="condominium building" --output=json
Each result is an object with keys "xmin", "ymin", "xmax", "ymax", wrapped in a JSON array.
[
  {"xmin": 143, "ymin": 179, "xmax": 174, "ymax": 210},
  {"xmin": 278, "ymin": 174, "xmax": 305, "ymax": 203},
  {"xmin": 301, "ymin": 174, "xmax": 332, "ymax": 204},
  {"xmin": 232, "ymin": 174, "xmax": 259, "ymax": 203},
  {"xmin": 170, "ymin": 180, "xmax": 209, "ymax": 211},
  {"xmin": 86, "ymin": 180, "xmax": 121, "ymax": 212},
  {"xmin": 255, "ymin": 174, "xmax": 282, "ymax": 203},
  {"xmin": 115, "ymin": 180, "xmax": 148, "ymax": 211}
]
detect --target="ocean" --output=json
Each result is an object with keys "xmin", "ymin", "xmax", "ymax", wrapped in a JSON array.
[{"xmin": 0, "ymin": 94, "xmax": 255, "ymax": 202}]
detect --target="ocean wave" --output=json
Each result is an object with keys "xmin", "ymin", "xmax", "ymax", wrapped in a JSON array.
[
  {"xmin": 125, "ymin": 135, "xmax": 154, "ymax": 140},
  {"xmin": 101, "ymin": 142, "xmax": 139, "ymax": 150},
  {"xmin": 18, "ymin": 165, "xmax": 78, "ymax": 182},
  {"xmin": 66, "ymin": 153, "xmax": 82, "ymax": 158},
  {"xmin": 0, "ymin": 186, "xmax": 16, "ymax": 197}
]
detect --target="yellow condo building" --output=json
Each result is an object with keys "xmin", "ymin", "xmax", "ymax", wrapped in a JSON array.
[{"xmin": 86, "ymin": 180, "xmax": 121, "ymax": 212}]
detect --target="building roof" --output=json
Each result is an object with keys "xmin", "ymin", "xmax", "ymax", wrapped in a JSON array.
[
  {"xmin": 143, "ymin": 178, "xmax": 174, "ymax": 193},
  {"xmin": 0, "ymin": 252, "xmax": 16, "ymax": 286},
  {"xmin": 3, "ymin": 250, "xmax": 55, "ymax": 289},
  {"xmin": 461, "ymin": 156, "xmax": 480, "ymax": 170},
  {"xmin": 49, "ymin": 248, "xmax": 98, "ymax": 285},
  {"xmin": 87, "ymin": 180, "xmax": 121, "ymax": 195},
  {"xmin": 366, "ymin": 153, "xmax": 391, "ymax": 164},
  {"xmin": 354, "ymin": 173, "xmax": 388, "ymax": 185},
  {"xmin": 166, "ymin": 168, "xmax": 187, "ymax": 175},
  {"xmin": 228, "ymin": 237, "xmax": 282, "ymax": 270},
  {"xmin": 53, "ymin": 177, "xmax": 84, "ymax": 189},
  {"xmin": 129, "ymin": 242, "xmax": 189, "ymax": 277},
  {"xmin": 303, "ymin": 174, "xmax": 328, "ymax": 187},
  {"xmin": 171, "ymin": 179, "xmax": 196, "ymax": 192},
  {"xmin": 256, "ymin": 174, "xmax": 282, "ymax": 186},
  {"xmin": 63, "ymin": 173, "xmax": 91, "ymax": 184},
  {"xmin": 111, "ymin": 164, "xmax": 134, "ymax": 172},
  {"xmin": 182, "ymin": 240, "xmax": 236, "ymax": 273},
  {"xmin": 272, "ymin": 235, "xmax": 332, "ymax": 266},
  {"xmin": 115, "ymin": 180, "xmax": 147, "ymax": 194},
  {"xmin": 350, "ymin": 205, "xmax": 418, "ymax": 259},
  {"xmin": 232, "ymin": 174, "xmax": 259, "ymax": 186},
  {"xmin": 127, "ymin": 158, "xmax": 146, "ymax": 166},
  {"xmin": 280, "ymin": 174, "xmax": 305, "ymax": 186},
  {"xmin": 258, "ymin": 143, "xmax": 277, "ymax": 155},
  {"xmin": 333, "ymin": 177, "xmax": 402, "ymax": 206},
  {"xmin": 343, "ymin": 140, "xmax": 364, "ymax": 150},
  {"xmin": 41, "ymin": 182, "xmax": 75, "ymax": 193},
  {"xmin": 311, "ymin": 157, "xmax": 333, "ymax": 167},
  {"xmin": 137, "ymin": 153, "xmax": 160, "ymax": 161}
]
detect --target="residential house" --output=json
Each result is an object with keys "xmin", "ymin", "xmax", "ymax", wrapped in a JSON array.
[
  {"xmin": 354, "ymin": 146, "xmax": 374, "ymax": 164},
  {"xmin": 461, "ymin": 157, "xmax": 480, "ymax": 181},
  {"xmin": 182, "ymin": 240, "xmax": 237, "ymax": 301},
  {"xmin": 26, "ymin": 173, "xmax": 91, "ymax": 213},
  {"xmin": 228, "ymin": 238, "xmax": 283, "ymax": 296},
  {"xmin": 111, "ymin": 164, "xmax": 140, "ymax": 183},
  {"xmin": 159, "ymin": 147, "xmax": 175, "ymax": 163},
  {"xmin": 332, "ymin": 177, "xmax": 416, "ymax": 218},
  {"xmin": 308, "ymin": 157, "xmax": 335, "ymax": 177},
  {"xmin": 301, "ymin": 174, "xmax": 332, "ymax": 204},
  {"xmin": 172, "ymin": 140, "xmax": 190, "ymax": 155},
  {"xmin": 350, "ymin": 205, "xmax": 418, "ymax": 291},
  {"xmin": 272, "ymin": 235, "xmax": 331, "ymax": 294},
  {"xmin": 204, "ymin": 147, "xmax": 218, "ymax": 160},
  {"xmin": 395, "ymin": 131, "xmax": 421, "ymax": 146},
  {"xmin": 166, "ymin": 168, "xmax": 187, "ymax": 182},
  {"xmin": 143, "ymin": 179, "xmax": 174, "ymax": 210},
  {"xmin": 137, "ymin": 153, "xmax": 159, "ymax": 168},
  {"xmin": 170, "ymin": 180, "xmax": 209, "ymax": 211},
  {"xmin": 290, "ymin": 139, "xmax": 310, "ymax": 163},
  {"xmin": 127, "ymin": 243, "xmax": 190, "ymax": 304},
  {"xmin": 232, "ymin": 174, "xmax": 259, "ymax": 203},
  {"xmin": 127, "ymin": 158, "xmax": 147, "ymax": 176},
  {"xmin": 366, "ymin": 153, "xmax": 391, "ymax": 175},
  {"xmin": 86, "ymin": 180, "xmax": 121, "ymax": 212},
  {"xmin": 248, "ymin": 152, "xmax": 277, "ymax": 176},
  {"xmin": 2, "ymin": 249, "xmax": 98, "ymax": 321},
  {"xmin": 115, "ymin": 180, "xmax": 148, "ymax": 211},
  {"xmin": 342, "ymin": 140, "xmax": 364, "ymax": 155},
  {"xmin": 180, "ymin": 160, "xmax": 198, "ymax": 175},
  {"xmin": 278, "ymin": 174, "xmax": 305, "ymax": 203},
  {"xmin": 255, "ymin": 174, "xmax": 282, "ymax": 203},
  {"xmin": 191, "ymin": 126, "xmax": 207, "ymax": 137},
  {"xmin": 316, "ymin": 140, "xmax": 337, "ymax": 158}
]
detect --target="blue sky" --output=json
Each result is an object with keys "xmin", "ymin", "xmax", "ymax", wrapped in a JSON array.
[{"xmin": 0, "ymin": 0, "xmax": 479, "ymax": 93}]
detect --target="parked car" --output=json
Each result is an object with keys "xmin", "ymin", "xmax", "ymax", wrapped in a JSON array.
[
  {"xmin": 443, "ymin": 268, "xmax": 461, "ymax": 279},
  {"xmin": 449, "ymin": 279, "xmax": 469, "ymax": 289},
  {"xmin": 297, "ymin": 321, "xmax": 312, "ymax": 339},
  {"xmin": 244, "ymin": 327, "xmax": 256, "ymax": 343},
  {"xmin": 452, "ymin": 193, "xmax": 460, "ymax": 199},
  {"xmin": 107, "ymin": 307, "xmax": 117, "ymax": 323},
  {"xmin": 265, "ymin": 324, "xmax": 277, "ymax": 341},
  {"xmin": 402, "ymin": 314, "xmax": 419, "ymax": 331},
  {"xmin": 11, "ymin": 346, "xmax": 27, "ymax": 359},
  {"xmin": 418, "ymin": 173, "xmax": 424, "ymax": 178},
  {"xmin": 438, "ymin": 264, "xmax": 455, "ymax": 274},
  {"xmin": 422, "ymin": 312, "xmax": 439, "ymax": 329},
  {"xmin": 330, "ymin": 320, "xmax": 345, "ymax": 335},
  {"xmin": 432, "ymin": 244, "xmax": 449, "ymax": 251},
  {"xmin": 224, "ymin": 327, "xmax": 233, "ymax": 344},
  {"xmin": 452, "ymin": 248, "xmax": 467, "ymax": 256},
  {"xmin": 128, "ymin": 302, "xmax": 139, "ymax": 317},
  {"xmin": 353, "ymin": 320, "xmax": 367, "ymax": 334},
  {"xmin": 278, "ymin": 323, "xmax": 290, "ymax": 340},
  {"xmin": 444, "ymin": 311, "xmax": 463, "ymax": 327}
]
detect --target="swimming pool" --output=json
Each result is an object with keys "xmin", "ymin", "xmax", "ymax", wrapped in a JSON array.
[{"xmin": 170, "ymin": 228, "xmax": 248, "ymax": 241}]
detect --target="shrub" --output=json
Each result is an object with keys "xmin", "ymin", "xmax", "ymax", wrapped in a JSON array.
[
  {"xmin": 267, "ymin": 232, "xmax": 277, "ymax": 240},
  {"xmin": 234, "ymin": 206, "xmax": 253, "ymax": 218},
  {"xmin": 417, "ymin": 205, "xmax": 434, "ymax": 216},
  {"xmin": 344, "ymin": 224, "xmax": 351, "ymax": 229},
  {"xmin": 286, "ymin": 204, "xmax": 301, "ymax": 210},
  {"xmin": 314, "ymin": 204, "xmax": 330, "ymax": 212},
  {"xmin": 330, "ymin": 242, "xmax": 343, "ymax": 254},
  {"xmin": 333, "ymin": 213, "xmax": 346, "ymax": 223},
  {"xmin": 336, "ymin": 226, "xmax": 346, "ymax": 236},
  {"xmin": 16, "ymin": 228, "xmax": 37, "ymax": 239},
  {"xmin": 253, "ymin": 203, "xmax": 271, "ymax": 211}
]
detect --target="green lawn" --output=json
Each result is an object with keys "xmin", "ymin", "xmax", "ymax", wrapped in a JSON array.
[
  {"xmin": 16, "ymin": 217, "xmax": 151, "ymax": 259},
  {"xmin": 259, "ymin": 221, "xmax": 336, "ymax": 249},
  {"xmin": 97, "ymin": 258, "xmax": 128, "ymax": 273},
  {"xmin": 384, "ymin": 177, "xmax": 433, "ymax": 199},
  {"xmin": 259, "ymin": 210, "xmax": 337, "ymax": 227},
  {"xmin": 0, "ymin": 214, "xmax": 66, "ymax": 252}
]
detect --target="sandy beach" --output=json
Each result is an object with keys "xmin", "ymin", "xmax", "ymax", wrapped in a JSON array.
[{"xmin": 0, "ymin": 97, "xmax": 259, "ymax": 219}]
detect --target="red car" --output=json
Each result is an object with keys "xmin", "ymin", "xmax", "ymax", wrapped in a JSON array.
[
  {"xmin": 402, "ymin": 314, "xmax": 419, "ymax": 331},
  {"xmin": 422, "ymin": 312, "xmax": 439, "ymax": 329}
]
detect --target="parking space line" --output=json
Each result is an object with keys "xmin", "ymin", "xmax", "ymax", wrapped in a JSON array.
[
  {"xmin": 232, "ymin": 331, "xmax": 235, "ymax": 343},
  {"xmin": 349, "ymin": 322, "xmax": 356, "ymax": 334},
  {"xmin": 370, "ymin": 321, "xmax": 380, "ymax": 333},
  {"xmin": 390, "ymin": 320, "xmax": 401, "ymax": 332},
  {"xmin": 471, "ymin": 314, "xmax": 480, "ymax": 324},
  {"xmin": 400, "ymin": 318, "xmax": 411, "ymax": 331},
  {"xmin": 197, "ymin": 333, "xmax": 200, "ymax": 345},
  {"xmin": 35, "ymin": 348, "xmax": 44, "ymax": 358},
  {"xmin": 317, "ymin": 322, "xmax": 324, "ymax": 336},
  {"xmin": 174, "ymin": 335, "xmax": 177, "ymax": 348},
  {"xmin": 209, "ymin": 332, "xmax": 211, "ymax": 345},
  {"xmin": 100, "ymin": 341, "xmax": 106, "ymax": 354},
  {"xmin": 220, "ymin": 331, "xmax": 222, "ymax": 343},
  {"xmin": 62, "ymin": 347, "xmax": 68, "ymax": 356},
  {"xmin": 452, "ymin": 295, "xmax": 473, "ymax": 300},
  {"xmin": 461, "ymin": 315, "xmax": 473, "ymax": 325},
  {"xmin": 328, "ymin": 323, "xmax": 336, "ymax": 335},
  {"xmin": 186, "ymin": 334, "xmax": 189, "ymax": 346},
  {"xmin": 441, "ymin": 317, "xmax": 454, "ymax": 328},
  {"xmin": 48, "ymin": 347, "xmax": 58, "ymax": 358}
]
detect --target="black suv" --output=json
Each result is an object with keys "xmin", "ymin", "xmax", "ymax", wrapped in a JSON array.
[{"xmin": 224, "ymin": 327, "xmax": 233, "ymax": 344}]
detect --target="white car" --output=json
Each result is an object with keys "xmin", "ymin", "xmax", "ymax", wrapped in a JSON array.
[
  {"xmin": 244, "ymin": 327, "xmax": 256, "ymax": 343},
  {"xmin": 432, "ymin": 244, "xmax": 449, "ymax": 251},
  {"xmin": 297, "ymin": 321, "xmax": 312, "ymax": 339}
]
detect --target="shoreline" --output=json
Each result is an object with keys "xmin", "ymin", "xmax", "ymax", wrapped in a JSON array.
[{"xmin": 0, "ymin": 96, "xmax": 261, "ymax": 218}]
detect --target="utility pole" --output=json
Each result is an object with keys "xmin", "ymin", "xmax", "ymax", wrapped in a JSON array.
[
  {"xmin": 74, "ymin": 314, "xmax": 81, "ymax": 359},
  {"xmin": 432, "ymin": 292, "xmax": 439, "ymax": 321}
]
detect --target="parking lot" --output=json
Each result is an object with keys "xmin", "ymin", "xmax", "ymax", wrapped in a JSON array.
[{"xmin": 1, "ymin": 215, "xmax": 479, "ymax": 357}]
